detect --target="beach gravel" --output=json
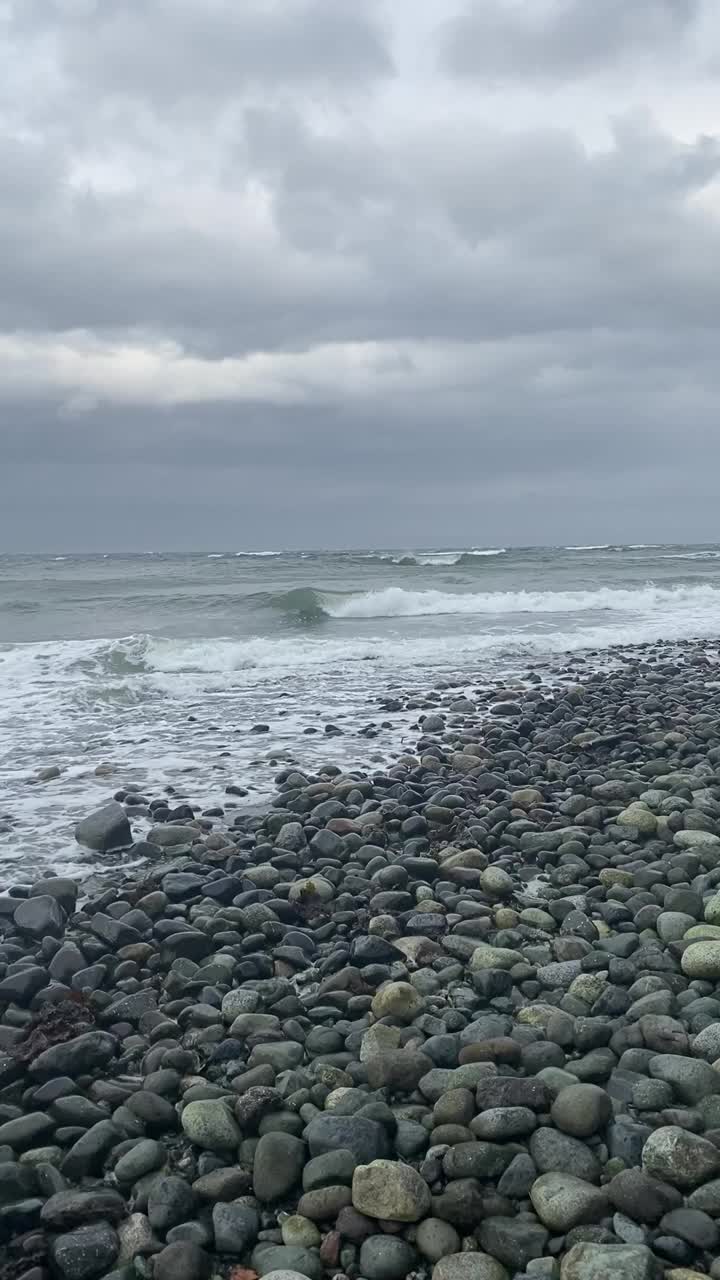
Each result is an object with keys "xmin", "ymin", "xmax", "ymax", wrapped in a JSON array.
[{"xmin": 4, "ymin": 643, "xmax": 720, "ymax": 1278}]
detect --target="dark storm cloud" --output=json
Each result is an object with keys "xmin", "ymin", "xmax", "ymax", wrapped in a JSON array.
[
  {"xmin": 1, "ymin": 110, "xmax": 718, "ymax": 350},
  {"xmin": 441, "ymin": 0, "xmax": 702, "ymax": 81},
  {"xmin": 1, "ymin": 0, "xmax": 720, "ymax": 549}
]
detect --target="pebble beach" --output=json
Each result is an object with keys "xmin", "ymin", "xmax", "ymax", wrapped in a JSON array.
[{"xmin": 5, "ymin": 639, "xmax": 720, "ymax": 1280}]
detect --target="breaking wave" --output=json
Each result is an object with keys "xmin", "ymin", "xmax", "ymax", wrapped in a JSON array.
[{"xmin": 264, "ymin": 582, "xmax": 720, "ymax": 622}]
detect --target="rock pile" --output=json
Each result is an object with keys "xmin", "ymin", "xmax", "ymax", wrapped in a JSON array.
[{"xmin": 2, "ymin": 643, "xmax": 720, "ymax": 1280}]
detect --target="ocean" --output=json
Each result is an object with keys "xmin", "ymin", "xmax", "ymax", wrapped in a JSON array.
[{"xmin": 2, "ymin": 542, "xmax": 720, "ymax": 882}]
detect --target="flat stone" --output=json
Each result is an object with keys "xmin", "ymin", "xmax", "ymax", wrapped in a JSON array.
[
  {"xmin": 469, "ymin": 944, "xmax": 523, "ymax": 971},
  {"xmin": 675, "ymin": 829, "xmax": 720, "ymax": 848},
  {"xmin": 148, "ymin": 824, "xmax": 199, "ymax": 847},
  {"xmin": 113, "ymin": 1139, "xmax": 165, "ymax": 1184},
  {"xmin": 0, "ymin": 1112, "xmax": 55, "ymax": 1150},
  {"xmin": 476, "ymin": 1077, "xmax": 550, "ymax": 1111},
  {"xmin": 41, "ymin": 1189, "xmax": 127, "ymax": 1229}
]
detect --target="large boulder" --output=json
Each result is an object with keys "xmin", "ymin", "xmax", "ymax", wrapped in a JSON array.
[{"xmin": 75, "ymin": 801, "xmax": 131, "ymax": 852}]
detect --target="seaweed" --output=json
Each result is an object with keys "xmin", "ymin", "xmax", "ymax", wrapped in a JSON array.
[{"xmin": 11, "ymin": 991, "xmax": 96, "ymax": 1065}]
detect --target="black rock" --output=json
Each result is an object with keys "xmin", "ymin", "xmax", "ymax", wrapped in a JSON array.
[
  {"xmin": 41, "ymin": 1189, "xmax": 127, "ymax": 1230},
  {"xmin": 0, "ymin": 965, "xmax": 50, "ymax": 1004},
  {"xmin": 154, "ymin": 1242, "xmax": 213, "ymax": 1280},
  {"xmin": 49, "ymin": 1221, "xmax": 120, "ymax": 1280},
  {"xmin": 75, "ymin": 801, "xmax": 132, "ymax": 852},
  {"xmin": 13, "ymin": 895, "xmax": 65, "ymax": 938},
  {"xmin": 29, "ymin": 1031, "xmax": 117, "ymax": 1079},
  {"xmin": 305, "ymin": 1113, "xmax": 390, "ymax": 1164}
]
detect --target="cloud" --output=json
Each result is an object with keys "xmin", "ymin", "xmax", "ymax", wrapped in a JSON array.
[
  {"xmin": 1, "ymin": 0, "xmax": 720, "ymax": 548},
  {"xmin": 8, "ymin": 0, "xmax": 393, "ymax": 100},
  {"xmin": 441, "ymin": 0, "xmax": 703, "ymax": 81}
]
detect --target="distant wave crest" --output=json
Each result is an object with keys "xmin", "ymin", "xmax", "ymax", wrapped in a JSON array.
[{"xmin": 359, "ymin": 548, "xmax": 506, "ymax": 567}]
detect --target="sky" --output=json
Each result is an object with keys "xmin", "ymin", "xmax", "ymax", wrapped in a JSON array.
[{"xmin": 1, "ymin": 0, "xmax": 720, "ymax": 551}]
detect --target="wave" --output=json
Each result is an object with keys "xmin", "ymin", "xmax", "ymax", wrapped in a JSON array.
[
  {"xmin": 266, "ymin": 587, "xmax": 329, "ymax": 624},
  {"xmin": 416, "ymin": 548, "xmax": 507, "ymax": 566},
  {"xmin": 661, "ymin": 551, "xmax": 720, "ymax": 561},
  {"xmin": 314, "ymin": 583, "xmax": 720, "ymax": 621},
  {"xmin": 357, "ymin": 548, "xmax": 507, "ymax": 567},
  {"xmin": 414, "ymin": 552, "xmax": 462, "ymax": 566},
  {"xmin": 235, "ymin": 550, "xmax": 282, "ymax": 557},
  {"xmin": 4, "ymin": 599, "xmax": 720, "ymax": 697},
  {"xmin": 565, "ymin": 544, "xmax": 611, "ymax": 551}
]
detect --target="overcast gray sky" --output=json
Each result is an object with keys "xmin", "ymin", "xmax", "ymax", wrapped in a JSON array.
[{"xmin": 1, "ymin": 0, "xmax": 720, "ymax": 551}]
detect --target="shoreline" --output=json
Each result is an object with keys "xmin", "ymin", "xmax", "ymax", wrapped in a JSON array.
[
  {"xmin": 0, "ymin": 633, "xmax": 687, "ymax": 888},
  {"xmin": 3, "ymin": 637, "xmax": 720, "ymax": 1279}
]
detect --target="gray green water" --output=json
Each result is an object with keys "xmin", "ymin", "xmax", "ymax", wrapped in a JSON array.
[{"xmin": 2, "ymin": 543, "xmax": 720, "ymax": 879}]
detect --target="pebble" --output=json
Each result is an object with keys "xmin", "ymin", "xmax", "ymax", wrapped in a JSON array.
[
  {"xmin": 530, "ymin": 1172, "xmax": 608, "ymax": 1231},
  {"xmin": 180, "ymin": 1099, "xmax": 241, "ymax": 1150},
  {"xmin": 254, "ymin": 1132, "xmax": 307, "ymax": 1201},
  {"xmin": 560, "ymin": 1243, "xmax": 657, "ymax": 1280},
  {"xmin": 351, "ymin": 1158, "xmax": 431, "ymax": 1221},
  {"xmin": 432, "ymin": 1255, "xmax": 510, "ymax": 1280},
  {"xmin": 6, "ymin": 646, "xmax": 720, "ymax": 1280},
  {"xmin": 48, "ymin": 1221, "xmax": 120, "ymax": 1280}
]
